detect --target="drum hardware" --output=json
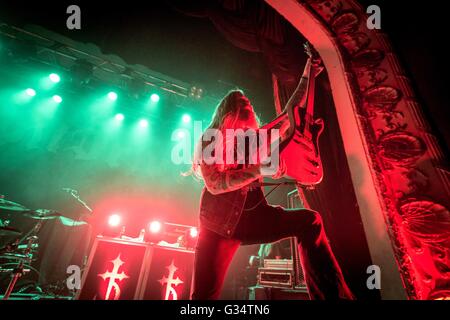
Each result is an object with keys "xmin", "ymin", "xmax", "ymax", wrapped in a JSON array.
[
  {"xmin": 0, "ymin": 225, "xmax": 22, "ymax": 237},
  {"xmin": 0, "ymin": 195, "xmax": 62, "ymax": 299},
  {"xmin": 23, "ymin": 209, "xmax": 62, "ymax": 220},
  {"xmin": 0, "ymin": 267, "xmax": 31, "ymax": 273},
  {"xmin": 0, "ymin": 242, "xmax": 39, "ymax": 259},
  {"xmin": 0, "ymin": 193, "xmax": 90, "ymax": 299},
  {"xmin": 0, "ymin": 253, "xmax": 32, "ymax": 260},
  {"xmin": 0, "ymin": 197, "xmax": 28, "ymax": 212},
  {"xmin": 1, "ymin": 214, "xmax": 44, "ymax": 300},
  {"xmin": 2, "ymin": 235, "xmax": 38, "ymax": 300}
]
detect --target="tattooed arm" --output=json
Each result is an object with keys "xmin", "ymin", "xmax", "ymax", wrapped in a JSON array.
[
  {"xmin": 284, "ymin": 59, "xmax": 312, "ymax": 114},
  {"xmin": 265, "ymin": 60, "xmax": 311, "ymax": 141},
  {"xmin": 200, "ymin": 163, "xmax": 261, "ymax": 195}
]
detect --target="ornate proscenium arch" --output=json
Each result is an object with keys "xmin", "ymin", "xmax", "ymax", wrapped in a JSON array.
[{"xmin": 266, "ymin": 0, "xmax": 450, "ymax": 300}]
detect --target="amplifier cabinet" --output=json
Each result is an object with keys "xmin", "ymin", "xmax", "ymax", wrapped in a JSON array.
[
  {"xmin": 257, "ymin": 267, "xmax": 294, "ymax": 289},
  {"xmin": 141, "ymin": 246, "xmax": 194, "ymax": 300},
  {"xmin": 76, "ymin": 236, "xmax": 194, "ymax": 300}
]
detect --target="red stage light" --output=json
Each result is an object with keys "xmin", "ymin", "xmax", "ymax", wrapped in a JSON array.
[
  {"xmin": 189, "ymin": 227, "xmax": 198, "ymax": 238},
  {"xmin": 108, "ymin": 214, "xmax": 122, "ymax": 227},
  {"xmin": 149, "ymin": 220, "xmax": 162, "ymax": 233}
]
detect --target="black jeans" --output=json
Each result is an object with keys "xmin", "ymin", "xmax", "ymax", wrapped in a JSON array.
[{"xmin": 191, "ymin": 188, "xmax": 354, "ymax": 300}]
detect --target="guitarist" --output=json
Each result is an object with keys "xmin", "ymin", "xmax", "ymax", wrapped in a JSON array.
[{"xmin": 190, "ymin": 50, "xmax": 354, "ymax": 300}]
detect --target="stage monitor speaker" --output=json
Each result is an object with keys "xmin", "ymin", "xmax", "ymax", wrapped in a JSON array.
[
  {"xmin": 141, "ymin": 246, "xmax": 194, "ymax": 300},
  {"xmin": 76, "ymin": 236, "xmax": 194, "ymax": 300}
]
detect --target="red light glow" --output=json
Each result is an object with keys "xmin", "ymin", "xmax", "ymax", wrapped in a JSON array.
[
  {"xmin": 149, "ymin": 220, "xmax": 162, "ymax": 233},
  {"xmin": 108, "ymin": 214, "xmax": 122, "ymax": 227},
  {"xmin": 189, "ymin": 227, "xmax": 198, "ymax": 238}
]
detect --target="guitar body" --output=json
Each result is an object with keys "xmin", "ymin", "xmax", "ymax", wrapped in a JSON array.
[{"xmin": 280, "ymin": 106, "xmax": 324, "ymax": 185}]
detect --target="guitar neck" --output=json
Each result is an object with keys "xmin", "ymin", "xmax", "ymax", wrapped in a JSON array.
[
  {"xmin": 260, "ymin": 112, "xmax": 287, "ymax": 130},
  {"xmin": 303, "ymin": 67, "xmax": 316, "ymax": 137},
  {"xmin": 261, "ymin": 53, "xmax": 317, "ymax": 139},
  {"xmin": 304, "ymin": 68, "xmax": 316, "ymax": 117}
]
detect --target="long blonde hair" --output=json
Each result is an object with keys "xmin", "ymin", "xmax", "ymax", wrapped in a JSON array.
[
  {"xmin": 187, "ymin": 90, "xmax": 260, "ymax": 179},
  {"xmin": 208, "ymin": 90, "xmax": 246, "ymax": 130}
]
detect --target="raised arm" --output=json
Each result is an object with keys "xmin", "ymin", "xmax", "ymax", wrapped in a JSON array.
[
  {"xmin": 283, "ymin": 58, "xmax": 312, "ymax": 114},
  {"xmin": 264, "ymin": 59, "xmax": 312, "ymax": 141}
]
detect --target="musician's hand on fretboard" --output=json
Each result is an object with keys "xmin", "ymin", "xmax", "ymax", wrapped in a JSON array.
[{"xmin": 304, "ymin": 42, "xmax": 323, "ymax": 78}]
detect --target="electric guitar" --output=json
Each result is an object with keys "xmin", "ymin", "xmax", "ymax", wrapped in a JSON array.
[{"xmin": 262, "ymin": 43, "xmax": 324, "ymax": 186}]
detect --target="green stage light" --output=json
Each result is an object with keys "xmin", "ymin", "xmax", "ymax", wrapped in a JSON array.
[
  {"xmin": 52, "ymin": 95, "xmax": 62, "ymax": 103},
  {"xmin": 108, "ymin": 91, "xmax": 118, "ymax": 101},
  {"xmin": 182, "ymin": 114, "xmax": 191, "ymax": 123},
  {"xmin": 26, "ymin": 88, "xmax": 36, "ymax": 97},
  {"xmin": 13, "ymin": 88, "xmax": 36, "ymax": 104},
  {"xmin": 150, "ymin": 93, "xmax": 160, "ymax": 103},
  {"xmin": 115, "ymin": 113, "xmax": 125, "ymax": 121},
  {"xmin": 49, "ymin": 73, "xmax": 61, "ymax": 83},
  {"xmin": 139, "ymin": 119, "xmax": 149, "ymax": 128}
]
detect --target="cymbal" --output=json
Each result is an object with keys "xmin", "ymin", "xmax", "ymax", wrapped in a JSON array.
[
  {"xmin": 0, "ymin": 198, "xmax": 27, "ymax": 212},
  {"xmin": 0, "ymin": 226, "xmax": 22, "ymax": 237},
  {"xmin": 23, "ymin": 209, "xmax": 62, "ymax": 220},
  {"xmin": 0, "ymin": 252, "xmax": 28, "ymax": 260}
]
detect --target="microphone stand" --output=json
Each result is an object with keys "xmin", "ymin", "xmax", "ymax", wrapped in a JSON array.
[
  {"xmin": 64, "ymin": 189, "xmax": 94, "ymax": 276},
  {"xmin": 65, "ymin": 190, "xmax": 93, "ymax": 216}
]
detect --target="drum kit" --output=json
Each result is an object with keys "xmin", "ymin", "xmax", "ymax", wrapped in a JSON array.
[{"xmin": 0, "ymin": 195, "xmax": 68, "ymax": 300}]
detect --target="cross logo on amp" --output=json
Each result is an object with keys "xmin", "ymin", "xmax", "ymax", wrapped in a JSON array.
[
  {"xmin": 158, "ymin": 260, "xmax": 184, "ymax": 300},
  {"xmin": 98, "ymin": 254, "xmax": 130, "ymax": 300}
]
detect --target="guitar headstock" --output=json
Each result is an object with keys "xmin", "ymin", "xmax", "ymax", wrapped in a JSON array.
[
  {"xmin": 303, "ymin": 42, "xmax": 323, "ymax": 76},
  {"xmin": 303, "ymin": 42, "xmax": 319, "ymax": 59}
]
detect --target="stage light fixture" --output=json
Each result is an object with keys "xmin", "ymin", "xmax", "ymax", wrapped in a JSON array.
[
  {"xmin": 115, "ymin": 113, "xmax": 125, "ymax": 121},
  {"xmin": 108, "ymin": 214, "xmax": 122, "ymax": 227},
  {"xmin": 189, "ymin": 227, "xmax": 198, "ymax": 238},
  {"xmin": 108, "ymin": 91, "xmax": 118, "ymax": 101},
  {"xmin": 150, "ymin": 93, "xmax": 160, "ymax": 103},
  {"xmin": 189, "ymin": 86, "xmax": 203, "ymax": 100},
  {"xmin": 182, "ymin": 114, "xmax": 191, "ymax": 123},
  {"xmin": 182, "ymin": 226, "xmax": 198, "ymax": 249},
  {"xmin": 139, "ymin": 119, "xmax": 149, "ymax": 128},
  {"xmin": 52, "ymin": 95, "xmax": 63, "ymax": 103},
  {"xmin": 149, "ymin": 221, "xmax": 162, "ymax": 233},
  {"xmin": 49, "ymin": 73, "xmax": 61, "ymax": 83},
  {"xmin": 26, "ymin": 88, "xmax": 36, "ymax": 97}
]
